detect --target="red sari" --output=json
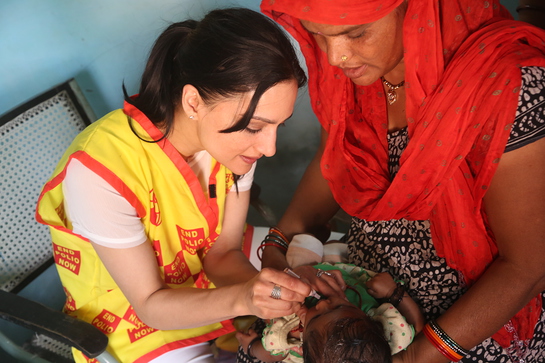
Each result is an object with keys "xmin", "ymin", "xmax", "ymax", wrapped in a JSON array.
[{"xmin": 262, "ymin": 0, "xmax": 545, "ymax": 348}]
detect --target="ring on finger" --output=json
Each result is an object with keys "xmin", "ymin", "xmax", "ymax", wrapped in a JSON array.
[
  {"xmin": 271, "ymin": 285, "xmax": 282, "ymax": 300},
  {"xmin": 316, "ymin": 269, "xmax": 332, "ymax": 278}
]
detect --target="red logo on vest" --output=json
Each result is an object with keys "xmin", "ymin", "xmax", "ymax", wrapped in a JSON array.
[
  {"xmin": 53, "ymin": 243, "xmax": 81, "ymax": 275},
  {"xmin": 92, "ymin": 309, "xmax": 121, "ymax": 334},
  {"xmin": 123, "ymin": 305, "xmax": 158, "ymax": 342},
  {"xmin": 63, "ymin": 287, "xmax": 77, "ymax": 312},
  {"xmin": 226, "ymin": 172, "xmax": 234, "ymax": 185},
  {"xmin": 177, "ymin": 227, "xmax": 205, "ymax": 254},
  {"xmin": 55, "ymin": 202, "xmax": 68, "ymax": 227},
  {"xmin": 150, "ymin": 189, "xmax": 161, "ymax": 226},
  {"xmin": 163, "ymin": 252, "xmax": 193, "ymax": 285},
  {"xmin": 123, "ymin": 305, "xmax": 139, "ymax": 326}
]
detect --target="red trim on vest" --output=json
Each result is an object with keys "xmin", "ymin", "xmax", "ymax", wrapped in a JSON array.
[
  {"xmin": 71, "ymin": 151, "xmax": 147, "ymax": 218},
  {"xmin": 36, "ymin": 150, "xmax": 147, "ymax": 230},
  {"xmin": 35, "ymin": 157, "xmax": 74, "ymax": 234},
  {"xmin": 132, "ymin": 320, "xmax": 235, "ymax": 363},
  {"xmin": 123, "ymin": 101, "xmax": 221, "ymax": 234}
]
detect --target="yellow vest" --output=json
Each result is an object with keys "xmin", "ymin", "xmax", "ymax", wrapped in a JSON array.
[{"xmin": 36, "ymin": 103, "xmax": 236, "ymax": 363}]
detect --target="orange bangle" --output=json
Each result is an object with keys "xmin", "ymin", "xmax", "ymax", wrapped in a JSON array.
[
  {"xmin": 269, "ymin": 227, "xmax": 288, "ymax": 244},
  {"xmin": 423, "ymin": 323, "xmax": 464, "ymax": 361}
]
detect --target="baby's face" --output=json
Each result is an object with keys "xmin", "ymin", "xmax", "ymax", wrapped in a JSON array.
[{"xmin": 302, "ymin": 296, "xmax": 368, "ymax": 338}]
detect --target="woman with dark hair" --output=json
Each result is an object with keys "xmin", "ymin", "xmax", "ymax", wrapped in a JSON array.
[{"xmin": 36, "ymin": 7, "xmax": 308, "ymax": 363}]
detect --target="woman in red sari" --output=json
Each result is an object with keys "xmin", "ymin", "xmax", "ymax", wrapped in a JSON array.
[{"xmin": 248, "ymin": 1, "xmax": 545, "ymax": 362}]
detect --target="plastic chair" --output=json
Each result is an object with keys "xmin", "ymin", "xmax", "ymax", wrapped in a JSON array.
[{"xmin": 0, "ymin": 79, "xmax": 117, "ymax": 363}]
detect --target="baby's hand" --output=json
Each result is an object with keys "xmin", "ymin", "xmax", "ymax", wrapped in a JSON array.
[
  {"xmin": 365, "ymin": 272, "xmax": 397, "ymax": 299},
  {"xmin": 235, "ymin": 328, "xmax": 259, "ymax": 355}
]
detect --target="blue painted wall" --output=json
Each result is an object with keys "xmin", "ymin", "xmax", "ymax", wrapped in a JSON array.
[
  {"xmin": 0, "ymin": 0, "xmax": 265, "ymax": 117},
  {"xmin": 0, "ymin": 0, "xmax": 519, "ymax": 117},
  {"xmin": 0, "ymin": 0, "xmax": 521, "ymax": 226}
]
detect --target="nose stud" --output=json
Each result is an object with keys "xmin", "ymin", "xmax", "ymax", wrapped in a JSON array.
[{"xmin": 341, "ymin": 55, "xmax": 348, "ymax": 62}]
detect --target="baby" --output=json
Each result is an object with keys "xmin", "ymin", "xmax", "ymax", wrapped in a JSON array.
[{"xmin": 237, "ymin": 235, "xmax": 425, "ymax": 363}]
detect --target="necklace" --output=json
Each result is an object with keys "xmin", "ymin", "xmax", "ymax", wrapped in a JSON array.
[{"xmin": 381, "ymin": 77, "xmax": 405, "ymax": 105}]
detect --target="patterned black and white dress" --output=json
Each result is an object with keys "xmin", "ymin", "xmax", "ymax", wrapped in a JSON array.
[
  {"xmin": 347, "ymin": 67, "xmax": 545, "ymax": 363},
  {"xmin": 237, "ymin": 67, "xmax": 545, "ymax": 363}
]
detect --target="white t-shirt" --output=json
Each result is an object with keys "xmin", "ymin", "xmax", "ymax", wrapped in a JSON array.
[{"xmin": 63, "ymin": 151, "xmax": 255, "ymax": 248}]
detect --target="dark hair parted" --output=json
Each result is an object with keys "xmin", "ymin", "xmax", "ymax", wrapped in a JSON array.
[
  {"xmin": 125, "ymin": 7, "xmax": 306, "ymax": 139},
  {"xmin": 303, "ymin": 317, "xmax": 392, "ymax": 363}
]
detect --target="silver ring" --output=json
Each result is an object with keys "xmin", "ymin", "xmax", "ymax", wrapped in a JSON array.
[
  {"xmin": 271, "ymin": 285, "xmax": 282, "ymax": 300},
  {"xmin": 316, "ymin": 269, "xmax": 333, "ymax": 278}
]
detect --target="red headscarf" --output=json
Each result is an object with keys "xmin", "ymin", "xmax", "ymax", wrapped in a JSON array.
[{"xmin": 262, "ymin": 0, "xmax": 545, "ymax": 348}]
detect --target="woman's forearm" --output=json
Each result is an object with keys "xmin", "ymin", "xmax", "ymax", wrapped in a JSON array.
[
  {"xmin": 203, "ymin": 189, "xmax": 258, "ymax": 286},
  {"xmin": 141, "ymin": 283, "xmax": 250, "ymax": 330},
  {"xmin": 396, "ymin": 256, "xmax": 544, "ymax": 363},
  {"xmin": 261, "ymin": 244, "xmax": 291, "ymax": 270},
  {"xmin": 262, "ymin": 129, "xmax": 339, "ymax": 270},
  {"xmin": 204, "ymin": 249, "xmax": 258, "ymax": 286},
  {"xmin": 141, "ymin": 266, "xmax": 313, "ymax": 331},
  {"xmin": 437, "ymin": 257, "xmax": 543, "ymax": 350},
  {"xmin": 397, "ymin": 137, "xmax": 545, "ymax": 363}
]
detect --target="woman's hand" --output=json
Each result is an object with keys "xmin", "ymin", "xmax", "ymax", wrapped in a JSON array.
[
  {"xmin": 365, "ymin": 272, "xmax": 397, "ymax": 299},
  {"xmin": 292, "ymin": 265, "xmax": 346, "ymax": 298},
  {"xmin": 240, "ymin": 267, "xmax": 312, "ymax": 319}
]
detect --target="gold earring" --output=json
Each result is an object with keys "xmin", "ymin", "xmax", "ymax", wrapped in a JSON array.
[{"xmin": 341, "ymin": 55, "xmax": 348, "ymax": 62}]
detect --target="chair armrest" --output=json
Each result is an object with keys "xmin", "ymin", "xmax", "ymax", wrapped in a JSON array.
[{"xmin": 0, "ymin": 290, "xmax": 108, "ymax": 358}]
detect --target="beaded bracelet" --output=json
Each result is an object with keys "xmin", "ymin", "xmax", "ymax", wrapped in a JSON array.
[
  {"xmin": 387, "ymin": 282, "xmax": 405, "ymax": 307},
  {"xmin": 423, "ymin": 320, "xmax": 469, "ymax": 362},
  {"xmin": 516, "ymin": 4, "xmax": 545, "ymax": 13}
]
